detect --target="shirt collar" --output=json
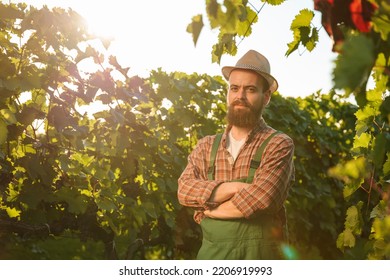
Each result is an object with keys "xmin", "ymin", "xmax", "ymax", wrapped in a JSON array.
[{"xmin": 222, "ymin": 117, "xmax": 268, "ymax": 147}]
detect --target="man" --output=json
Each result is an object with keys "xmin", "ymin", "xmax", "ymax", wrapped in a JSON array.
[{"xmin": 177, "ymin": 50, "xmax": 295, "ymax": 260}]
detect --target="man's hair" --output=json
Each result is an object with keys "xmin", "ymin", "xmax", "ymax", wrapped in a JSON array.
[{"xmin": 259, "ymin": 74, "xmax": 270, "ymax": 92}]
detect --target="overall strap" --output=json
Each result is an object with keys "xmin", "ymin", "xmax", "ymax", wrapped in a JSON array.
[
  {"xmin": 207, "ymin": 133, "xmax": 223, "ymax": 180},
  {"xmin": 246, "ymin": 131, "xmax": 280, "ymax": 183}
]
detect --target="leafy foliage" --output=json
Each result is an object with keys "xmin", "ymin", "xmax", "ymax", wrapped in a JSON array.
[
  {"xmin": 333, "ymin": 34, "xmax": 376, "ymax": 97},
  {"xmin": 0, "ymin": 2, "xmax": 231, "ymax": 259},
  {"xmin": 264, "ymin": 91, "xmax": 357, "ymax": 259},
  {"xmin": 187, "ymin": 0, "xmax": 275, "ymax": 63},
  {"xmin": 316, "ymin": 1, "xmax": 390, "ymax": 259}
]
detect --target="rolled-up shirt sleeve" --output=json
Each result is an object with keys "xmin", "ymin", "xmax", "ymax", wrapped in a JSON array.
[
  {"xmin": 178, "ymin": 136, "xmax": 224, "ymax": 209},
  {"xmin": 231, "ymin": 135, "xmax": 295, "ymax": 219}
]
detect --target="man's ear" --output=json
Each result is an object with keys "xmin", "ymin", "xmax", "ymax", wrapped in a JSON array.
[{"xmin": 264, "ymin": 90, "xmax": 271, "ymax": 106}]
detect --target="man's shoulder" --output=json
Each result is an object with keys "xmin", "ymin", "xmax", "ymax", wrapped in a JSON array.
[
  {"xmin": 196, "ymin": 133, "xmax": 222, "ymax": 147},
  {"xmin": 260, "ymin": 127, "xmax": 294, "ymax": 147}
]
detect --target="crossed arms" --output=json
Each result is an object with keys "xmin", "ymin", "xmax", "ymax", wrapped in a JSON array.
[
  {"xmin": 203, "ymin": 182, "xmax": 247, "ymax": 219},
  {"xmin": 177, "ymin": 134, "xmax": 295, "ymax": 221}
]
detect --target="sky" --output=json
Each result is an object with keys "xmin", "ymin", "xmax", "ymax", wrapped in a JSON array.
[{"xmin": 13, "ymin": 0, "xmax": 338, "ymax": 98}]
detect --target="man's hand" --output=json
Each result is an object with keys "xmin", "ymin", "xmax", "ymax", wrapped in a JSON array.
[
  {"xmin": 209, "ymin": 181, "xmax": 248, "ymax": 203},
  {"xmin": 204, "ymin": 200, "xmax": 244, "ymax": 219}
]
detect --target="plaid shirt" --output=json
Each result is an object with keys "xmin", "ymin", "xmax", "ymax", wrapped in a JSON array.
[{"xmin": 178, "ymin": 118, "xmax": 295, "ymax": 224}]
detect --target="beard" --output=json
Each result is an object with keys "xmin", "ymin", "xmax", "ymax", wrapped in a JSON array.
[{"xmin": 226, "ymin": 100, "xmax": 263, "ymax": 128}]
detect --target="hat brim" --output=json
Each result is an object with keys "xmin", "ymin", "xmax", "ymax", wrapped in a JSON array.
[{"xmin": 222, "ymin": 66, "xmax": 278, "ymax": 93}]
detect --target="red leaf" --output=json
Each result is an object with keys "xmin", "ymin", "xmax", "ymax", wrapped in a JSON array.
[
  {"xmin": 349, "ymin": 0, "xmax": 377, "ymax": 33},
  {"xmin": 314, "ymin": 0, "xmax": 377, "ymax": 51}
]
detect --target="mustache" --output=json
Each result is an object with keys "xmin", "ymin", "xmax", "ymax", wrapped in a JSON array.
[{"xmin": 231, "ymin": 99, "xmax": 250, "ymax": 107}]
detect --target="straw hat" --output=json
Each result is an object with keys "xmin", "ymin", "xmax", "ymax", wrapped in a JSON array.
[{"xmin": 221, "ymin": 50, "xmax": 278, "ymax": 93}]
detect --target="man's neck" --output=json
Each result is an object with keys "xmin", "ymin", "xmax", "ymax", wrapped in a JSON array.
[{"xmin": 230, "ymin": 126, "xmax": 252, "ymax": 141}]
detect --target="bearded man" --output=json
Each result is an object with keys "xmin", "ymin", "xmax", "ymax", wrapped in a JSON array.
[{"xmin": 178, "ymin": 50, "xmax": 295, "ymax": 260}]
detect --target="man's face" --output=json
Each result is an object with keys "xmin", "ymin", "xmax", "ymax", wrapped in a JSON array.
[{"xmin": 226, "ymin": 69, "xmax": 271, "ymax": 128}]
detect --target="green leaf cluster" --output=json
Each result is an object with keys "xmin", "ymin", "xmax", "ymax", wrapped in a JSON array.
[
  {"xmin": 0, "ymin": 2, "xmax": 229, "ymax": 258},
  {"xmin": 286, "ymin": 9, "xmax": 318, "ymax": 56},
  {"xmin": 264, "ymin": 91, "xmax": 357, "ymax": 259},
  {"xmin": 187, "ymin": 0, "xmax": 284, "ymax": 63}
]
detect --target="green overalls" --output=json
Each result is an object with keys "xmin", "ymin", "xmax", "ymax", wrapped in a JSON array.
[{"xmin": 197, "ymin": 131, "xmax": 286, "ymax": 260}]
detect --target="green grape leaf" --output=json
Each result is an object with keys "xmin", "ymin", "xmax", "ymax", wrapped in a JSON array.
[
  {"xmin": 370, "ymin": 200, "xmax": 386, "ymax": 220},
  {"xmin": 96, "ymin": 197, "xmax": 117, "ymax": 212},
  {"xmin": 290, "ymin": 9, "xmax": 313, "ymax": 29},
  {"xmin": 143, "ymin": 201, "xmax": 157, "ymax": 218},
  {"xmin": 383, "ymin": 153, "xmax": 390, "ymax": 176},
  {"xmin": 333, "ymin": 34, "xmax": 375, "ymax": 91},
  {"xmin": 372, "ymin": 14, "xmax": 390, "ymax": 41},
  {"xmin": 355, "ymin": 105, "xmax": 379, "ymax": 123},
  {"xmin": 373, "ymin": 133, "xmax": 387, "ymax": 170},
  {"xmin": 0, "ymin": 109, "xmax": 17, "ymax": 124},
  {"xmin": 286, "ymin": 9, "xmax": 315, "ymax": 56},
  {"xmin": 337, "ymin": 228, "xmax": 358, "ymax": 250},
  {"xmin": 0, "ymin": 3, "xmax": 23, "ymax": 19},
  {"xmin": 6, "ymin": 207, "xmax": 21, "ymax": 218},
  {"xmin": 342, "ymin": 228, "xmax": 356, "ymax": 248},
  {"xmin": 236, "ymin": 7, "xmax": 257, "ymax": 36},
  {"xmin": 55, "ymin": 188, "xmax": 88, "ymax": 214},
  {"xmin": 0, "ymin": 119, "xmax": 7, "ymax": 145},
  {"xmin": 343, "ymin": 178, "xmax": 364, "ymax": 198},
  {"xmin": 187, "ymin": 14, "xmax": 204, "ymax": 46},
  {"xmin": 265, "ymin": 0, "xmax": 286, "ymax": 5},
  {"xmin": 345, "ymin": 204, "xmax": 362, "ymax": 234},
  {"xmin": 353, "ymin": 132, "xmax": 371, "ymax": 149}
]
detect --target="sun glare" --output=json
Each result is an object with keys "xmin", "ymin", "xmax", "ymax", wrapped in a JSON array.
[
  {"xmin": 14, "ymin": 0, "xmax": 335, "ymax": 99},
  {"xmin": 81, "ymin": 8, "xmax": 119, "ymax": 41}
]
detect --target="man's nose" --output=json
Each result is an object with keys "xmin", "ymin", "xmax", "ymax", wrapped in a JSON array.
[{"xmin": 236, "ymin": 88, "xmax": 246, "ymax": 99}]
